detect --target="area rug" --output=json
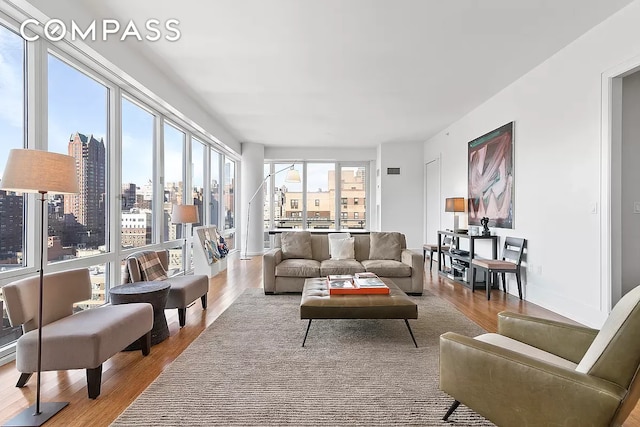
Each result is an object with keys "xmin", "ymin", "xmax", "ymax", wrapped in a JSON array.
[{"xmin": 112, "ymin": 289, "xmax": 493, "ymax": 426}]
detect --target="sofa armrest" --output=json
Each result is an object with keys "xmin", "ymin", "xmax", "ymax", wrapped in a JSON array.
[
  {"xmin": 401, "ymin": 249, "xmax": 423, "ymax": 294},
  {"xmin": 263, "ymin": 248, "xmax": 282, "ymax": 294},
  {"xmin": 497, "ymin": 311, "xmax": 598, "ymax": 363},
  {"xmin": 439, "ymin": 332, "xmax": 624, "ymax": 427}
]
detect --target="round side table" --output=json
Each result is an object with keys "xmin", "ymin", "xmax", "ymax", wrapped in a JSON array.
[{"xmin": 110, "ymin": 281, "xmax": 171, "ymax": 350}]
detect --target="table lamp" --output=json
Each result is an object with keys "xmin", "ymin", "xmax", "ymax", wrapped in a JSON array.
[
  {"xmin": 445, "ymin": 197, "xmax": 466, "ymax": 232},
  {"xmin": 1, "ymin": 149, "xmax": 79, "ymax": 426}
]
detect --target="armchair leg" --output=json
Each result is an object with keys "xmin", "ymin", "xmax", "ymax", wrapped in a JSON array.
[
  {"xmin": 178, "ymin": 308, "xmax": 186, "ymax": 328},
  {"xmin": 201, "ymin": 293, "xmax": 208, "ymax": 309},
  {"xmin": 16, "ymin": 372, "xmax": 32, "ymax": 387},
  {"xmin": 443, "ymin": 400, "xmax": 460, "ymax": 421},
  {"xmin": 86, "ymin": 365, "xmax": 102, "ymax": 399},
  {"xmin": 139, "ymin": 331, "xmax": 151, "ymax": 356}
]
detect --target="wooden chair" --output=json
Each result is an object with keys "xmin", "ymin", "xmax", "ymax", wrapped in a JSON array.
[
  {"xmin": 470, "ymin": 237, "xmax": 526, "ymax": 300},
  {"xmin": 423, "ymin": 235, "xmax": 453, "ymax": 271}
]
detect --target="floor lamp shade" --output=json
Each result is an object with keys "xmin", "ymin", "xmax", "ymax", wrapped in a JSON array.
[
  {"xmin": 171, "ymin": 204, "xmax": 200, "ymax": 224},
  {"xmin": 1, "ymin": 149, "xmax": 79, "ymax": 194},
  {"xmin": 0, "ymin": 149, "xmax": 78, "ymax": 427}
]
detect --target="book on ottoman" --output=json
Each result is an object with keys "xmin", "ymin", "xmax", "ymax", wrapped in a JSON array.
[{"xmin": 327, "ymin": 274, "xmax": 390, "ymax": 295}]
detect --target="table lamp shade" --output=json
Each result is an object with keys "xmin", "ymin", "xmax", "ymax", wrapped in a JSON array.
[
  {"xmin": 171, "ymin": 204, "xmax": 199, "ymax": 224},
  {"xmin": 1, "ymin": 149, "xmax": 79, "ymax": 194},
  {"xmin": 445, "ymin": 197, "xmax": 465, "ymax": 213}
]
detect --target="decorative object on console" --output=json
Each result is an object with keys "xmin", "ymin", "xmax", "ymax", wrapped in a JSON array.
[
  {"xmin": 468, "ymin": 121, "xmax": 514, "ymax": 229},
  {"xmin": 242, "ymin": 163, "xmax": 301, "ymax": 260},
  {"xmin": 171, "ymin": 204, "xmax": 200, "ymax": 275},
  {"xmin": 445, "ymin": 197, "xmax": 465, "ymax": 232},
  {"xmin": 480, "ymin": 217, "xmax": 490, "ymax": 236},
  {"xmin": 1, "ymin": 149, "xmax": 79, "ymax": 426}
]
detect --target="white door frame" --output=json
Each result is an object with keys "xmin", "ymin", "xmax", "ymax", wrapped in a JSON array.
[
  {"xmin": 600, "ymin": 55, "xmax": 640, "ymax": 312},
  {"xmin": 424, "ymin": 155, "xmax": 442, "ymax": 244}
]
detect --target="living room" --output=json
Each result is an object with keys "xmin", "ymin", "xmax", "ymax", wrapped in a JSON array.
[{"xmin": 1, "ymin": 0, "xmax": 640, "ymax": 426}]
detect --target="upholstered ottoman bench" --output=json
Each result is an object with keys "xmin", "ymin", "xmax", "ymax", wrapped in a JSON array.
[{"xmin": 300, "ymin": 277, "xmax": 418, "ymax": 347}]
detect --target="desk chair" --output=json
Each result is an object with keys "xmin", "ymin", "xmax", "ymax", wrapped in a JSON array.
[{"xmin": 470, "ymin": 237, "xmax": 526, "ymax": 300}]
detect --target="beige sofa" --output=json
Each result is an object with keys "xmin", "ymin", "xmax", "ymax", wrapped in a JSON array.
[{"xmin": 263, "ymin": 231, "xmax": 423, "ymax": 294}]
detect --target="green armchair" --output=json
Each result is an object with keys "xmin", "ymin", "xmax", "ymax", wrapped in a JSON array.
[{"xmin": 440, "ymin": 285, "xmax": 640, "ymax": 426}]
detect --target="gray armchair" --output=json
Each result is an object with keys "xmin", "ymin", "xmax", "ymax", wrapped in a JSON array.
[
  {"xmin": 124, "ymin": 250, "xmax": 209, "ymax": 327},
  {"xmin": 440, "ymin": 285, "xmax": 640, "ymax": 426}
]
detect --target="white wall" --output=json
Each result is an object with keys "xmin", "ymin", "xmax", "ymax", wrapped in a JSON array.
[
  {"xmin": 424, "ymin": 0, "xmax": 640, "ymax": 327},
  {"xmin": 379, "ymin": 141, "xmax": 424, "ymax": 250},
  {"xmin": 621, "ymin": 71, "xmax": 640, "ymax": 294}
]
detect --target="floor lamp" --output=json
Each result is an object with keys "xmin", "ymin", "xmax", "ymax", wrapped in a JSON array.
[
  {"xmin": 0, "ymin": 149, "xmax": 79, "ymax": 426},
  {"xmin": 242, "ymin": 164, "xmax": 301, "ymax": 260},
  {"xmin": 171, "ymin": 204, "xmax": 199, "ymax": 275}
]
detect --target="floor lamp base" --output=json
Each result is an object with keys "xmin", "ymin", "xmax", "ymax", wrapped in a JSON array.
[{"xmin": 3, "ymin": 401, "xmax": 69, "ymax": 426}]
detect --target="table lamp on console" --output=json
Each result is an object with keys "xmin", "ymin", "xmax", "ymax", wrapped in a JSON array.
[{"xmin": 445, "ymin": 197, "xmax": 466, "ymax": 233}]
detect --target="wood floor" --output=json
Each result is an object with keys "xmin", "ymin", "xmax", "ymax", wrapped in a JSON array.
[{"xmin": 0, "ymin": 253, "xmax": 638, "ymax": 426}]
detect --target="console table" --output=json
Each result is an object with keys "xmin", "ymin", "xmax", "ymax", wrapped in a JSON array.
[{"xmin": 437, "ymin": 231, "xmax": 499, "ymax": 289}]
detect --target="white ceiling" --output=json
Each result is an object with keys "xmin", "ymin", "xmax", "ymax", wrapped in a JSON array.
[{"xmin": 81, "ymin": 0, "xmax": 633, "ymax": 148}]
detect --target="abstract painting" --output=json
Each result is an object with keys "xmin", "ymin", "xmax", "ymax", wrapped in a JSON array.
[{"xmin": 468, "ymin": 122, "xmax": 514, "ymax": 229}]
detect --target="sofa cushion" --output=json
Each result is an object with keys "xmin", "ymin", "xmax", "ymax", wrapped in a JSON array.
[
  {"xmin": 281, "ymin": 231, "xmax": 313, "ymax": 260},
  {"xmin": 369, "ymin": 232, "xmax": 403, "ymax": 261},
  {"xmin": 320, "ymin": 259, "xmax": 365, "ymax": 276},
  {"xmin": 330, "ymin": 237, "xmax": 355, "ymax": 260},
  {"xmin": 275, "ymin": 259, "xmax": 320, "ymax": 277},
  {"xmin": 361, "ymin": 259, "xmax": 411, "ymax": 277}
]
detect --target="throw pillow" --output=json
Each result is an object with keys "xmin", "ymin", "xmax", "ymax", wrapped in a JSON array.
[
  {"xmin": 369, "ymin": 232, "xmax": 402, "ymax": 261},
  {"xmin": 328, "ymin": 232, "xmax": 351, "ymax": 257},
  {"xmin": 330, "ymin": 237, "xmax": 355, "ymax": 260},
  {"xmin": 281, "ymin": 231, "xmax": 313, "ymax": 259}
]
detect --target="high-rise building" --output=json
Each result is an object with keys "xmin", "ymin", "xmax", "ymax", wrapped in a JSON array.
[
  {"xmin": 0, "ymin": 190, "xmax": 24, "ymax": 264},
  {"xmin": 64, "ymin": 132, "xmax": 106, "ymax": 249}
]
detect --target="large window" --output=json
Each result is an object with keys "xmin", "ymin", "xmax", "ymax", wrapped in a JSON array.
[
  {"xmin": 0, "ymin": 19, "xmax": 238, "ymax": 354},
  {"xmin": 340, "ymin": 166, "xmax": 367, "ymax": 229},
  {"xmin": 191, "ymin": 138, "xmax": 205, "ymax": 227},
  {"xmin": 0, "ymin": 24, "xmax": 26, "ymax": 348},
  {"xmin": 274, "ymin": 162, "xmax": 302, "ymax": 228},
  {"xmin": 163, "ymin": 122, "xmax": 185, "ymax": 242},
  {"xmin": 47, "ymin": 54, "xmax": 108, "ymax": 261},
  {"xmin": 306, "ymin": 163, "xmax": 335, "ymax": 229},
  {"xmin": 121, "ymin": 97, "xmax": 155, "ymax": 249},
  {"xmin": 223, "ymin": 157, "xmax": 235, "ymax": 230},
  {"xmin": 266, "ymin": 162, "xmax": 367, "ymax": 230},
  {"xmin": 210, "ymin": 149, "xmax": 220, "ymax": 227}
]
